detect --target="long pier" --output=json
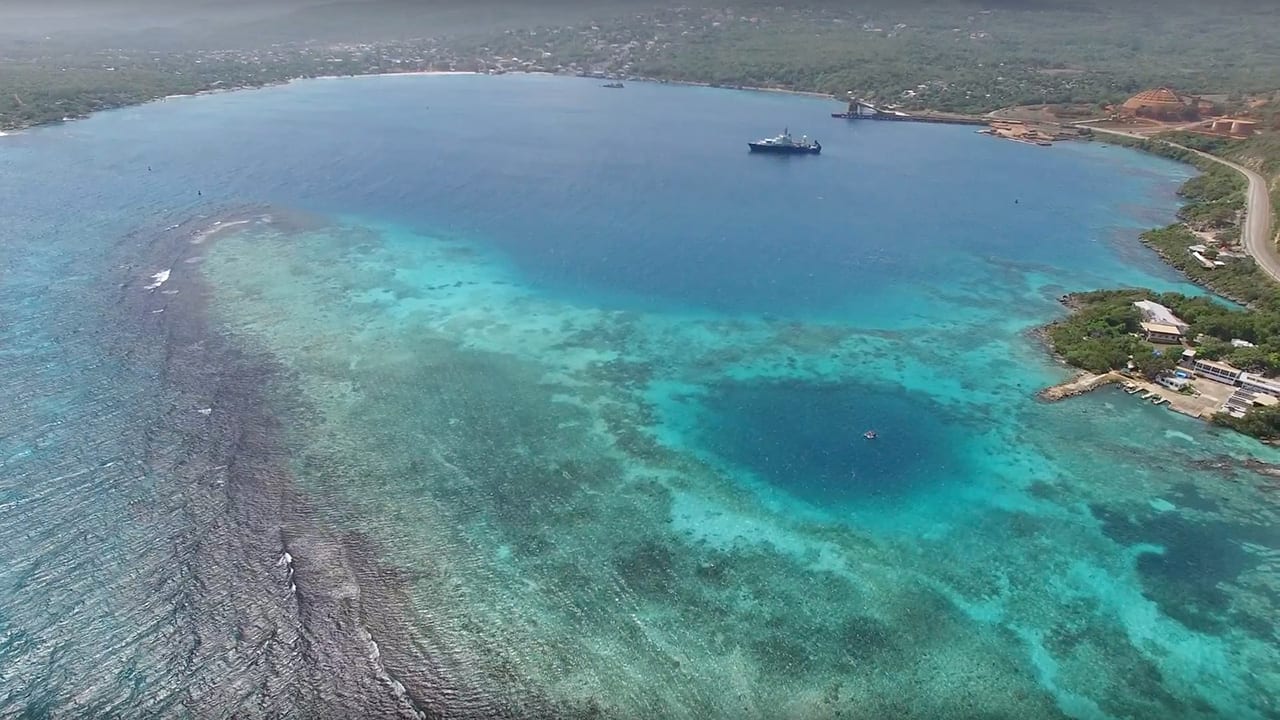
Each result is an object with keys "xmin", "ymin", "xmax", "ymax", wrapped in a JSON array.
[
  {"xmin": 831, "ymin": 111, "xmax": 988, "ymax": 126},
  {"xmin": 832, "ymin": 98, "xmax": 988, "ymax": 126}
]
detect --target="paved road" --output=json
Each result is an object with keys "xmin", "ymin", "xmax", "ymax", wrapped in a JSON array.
[
  {"xmin": 1082, "ymin": 124, "xmax": 1279, "ymax": 282},
  {"xmin": 1199, "ymin": 152, "xmax": 1279, "ymax": 281}
]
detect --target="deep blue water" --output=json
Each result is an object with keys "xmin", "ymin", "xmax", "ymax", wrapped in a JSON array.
[
  {"xmin": 3, "ymin": 74, "xmax": 1193, "ymax": 317},
  {"xmin": 696, "ymin": 381, "xmax": 965, "ymax": 502},
  {"xmin": 2, "ymin": 74, "xmax": 1277, "ymax": 719}
]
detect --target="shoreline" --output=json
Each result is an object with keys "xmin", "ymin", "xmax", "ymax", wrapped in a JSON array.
[
  {"xmin": 1030, "ymin": 139, "xmax": 1260, "ymax": 425},
  {"xmin": 639, "ymin": 77, "xmax": 834, "ymax": 100},
  {"xmin": 1083, "ymin": 127, "xmax": 1278, "ymax": 282},
  {"xmin": 1136, "ymin": 234, "xmax": 1253, "ymax": 306},
  {"xmin": 2, "ymin": 68, "xmax": 841, "ymax": 134},
  {"xmin": 300, "ymin": 69, "xmax": 480, "ymax": 82},
  {"xmin": 3, "ymin": 65, "xmax": 1019, "ymax": 136},
  {"xmin": 7, "ymin": 70, "xmax": 1260, "ymax": 430}
]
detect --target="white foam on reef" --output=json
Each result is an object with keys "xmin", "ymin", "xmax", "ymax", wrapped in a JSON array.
[
  {"xmin": 143, "ymin": 269, "xmax": 170, "ymax": 290},
  {"xmin": 192, "ymin": 219, "xmax": 251, "ymax": 245}
]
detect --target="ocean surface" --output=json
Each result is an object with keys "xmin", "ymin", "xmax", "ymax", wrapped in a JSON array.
[{"xmin": 1, "ymin": 74, "xmax": 1277, "ymax": 719}]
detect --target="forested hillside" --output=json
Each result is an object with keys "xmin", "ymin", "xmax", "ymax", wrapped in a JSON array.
[
  {"xmin": 476, "ymin": 0, "xmax": 1280, "ymax": 112},
  {"xmin": 2, "ymin": 0, "xmax": 1278, "ymax": 130}
]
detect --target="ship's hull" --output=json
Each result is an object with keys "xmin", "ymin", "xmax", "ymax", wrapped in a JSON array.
[{"xmin": 748, "ymin": 142, "xmax": 820, "ymax": 154}]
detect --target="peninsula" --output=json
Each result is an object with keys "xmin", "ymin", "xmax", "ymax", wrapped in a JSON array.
[{"xmin": 1038, "ymin": 126, "xmax": 1280, "ymax": 440}]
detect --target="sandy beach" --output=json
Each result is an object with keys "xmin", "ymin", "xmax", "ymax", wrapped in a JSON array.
[
  {"xmin": 303, "ymin": 70, "xmax": 479, "ymax": 82},
  {"xmin": 631, "ymin": 76, "xmax": 833, "ymax": 100}
]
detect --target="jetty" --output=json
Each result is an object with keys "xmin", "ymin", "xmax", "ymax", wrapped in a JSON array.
[
  {"xmin": 1037, "ymin": 372, "xmax": 1124, "ymax": 401},
  {"xmin": 1039, "ymin": 371, "xmax": 1224, "ymax": 419},
  {"xmin": 831, "ymin": 98, "xmax": 987, "ymax": 126}
]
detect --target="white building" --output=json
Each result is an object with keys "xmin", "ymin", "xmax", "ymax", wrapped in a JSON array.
[
  {"xmin": 1240, "ymin": 373, "xmax": 1280, "ymax": 397},
  {"xmin": 1133, "ymin": 301, "xmax": 1189, "ymax": 331},
  {"xmin": 1192, "ymin": 358, "xmax": 1244, "ymax": 385}
]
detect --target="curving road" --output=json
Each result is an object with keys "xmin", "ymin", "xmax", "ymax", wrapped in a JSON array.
[
  {"xmin": 1081, "ymin": 124, "xmax": 1279, "ymax": 282},
  {"xmin": 1199, "ymin": 152, "xmax": 1279, "ymax": 281}
]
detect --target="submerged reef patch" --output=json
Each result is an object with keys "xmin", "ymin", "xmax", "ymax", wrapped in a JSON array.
[{"xmin": 186, "ymin": 212, "xmax": 1280, "ymax": 719}]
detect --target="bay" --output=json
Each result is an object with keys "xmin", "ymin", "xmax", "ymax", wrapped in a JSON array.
[{"xmin": 0, "ymin": 74, "xmax": 1276, "ymax": 719}]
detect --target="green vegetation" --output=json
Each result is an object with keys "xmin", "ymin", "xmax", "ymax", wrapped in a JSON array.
[
  {"xmin": 1139, "ymin": 226, "xmax": 1269, "ymax": 306},
  {"xmin": 1215, "ymin": 403, "xmax": 1280, "ymax": 439},
  {"xmin": 1052, "ymin": 286, "xmax": 1280, "ymax": 375},
  {"xmin": 3, "ymin": 1, "xmax": 1280, "ymax": 130},
  {"xmin": 1043, "ymin": 145, "xmax": 1280, "ymax": 440},
  {"xmin": 481, "ymin": 1, "xmax": 1280, "ymax": 113},
  {"xmin": 1047, "ymin": 292, "xmax": 1151, "ymax": 375},
  {"xmin": 1175, "ymin": 165, "xmax": 1247, "ymax": 231},
  {"xmin": 1095, "ymin": 133, "xmax": 1224, "ymax": 168},
  {"xmin": 1219, "ymin": 132, "xmax": 1280, "ymax": 232},
  {"xmin": 1048, "ymin": 284, "xmax": 1280, "ymax": 442},
  {"xmin": 0, "ymin": 44, "xmax": 466, "ymax": 130}
]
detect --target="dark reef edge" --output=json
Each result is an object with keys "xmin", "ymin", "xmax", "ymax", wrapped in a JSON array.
[{"xmin": 113, "ymin": 208, "xmax": 559, "ymax": 719}]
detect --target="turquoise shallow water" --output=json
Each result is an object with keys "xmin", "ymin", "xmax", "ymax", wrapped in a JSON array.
[{"xmin": 1, "ymin": 74, "xmax": 1278, "ymax": 718}]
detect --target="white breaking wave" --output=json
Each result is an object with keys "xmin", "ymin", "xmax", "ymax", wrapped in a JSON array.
[
  {"xmin": 192, "ymin": 218, "xmax": 251, "ymax": 245},
  {"xmin": 143, "ymin": 269, "xmax": 171, "ymax": 290}
]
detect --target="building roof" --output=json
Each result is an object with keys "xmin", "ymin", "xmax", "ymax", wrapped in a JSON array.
[
  {"xmin": 1134, "ymin": 300, "xmax": 1189, "ymax": 329},
  {"xmin": 1194, "ymin": 358, "xmax": 1242, "ymax": 374},
  {"xmin": 1241, "ymin": 373, "xmax": 1280, "ymax": 392},
  {"xmin": 1253, "ymin": 394, "xmax": 1279, "ymax": 407},
  {"xmin": 1141, "ymin": 322, "xmax": 1183, "ymax": 336}
]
